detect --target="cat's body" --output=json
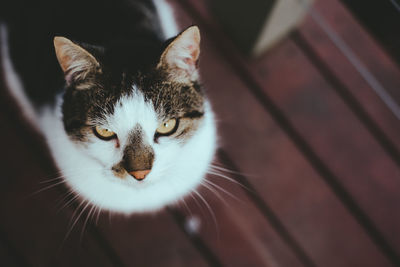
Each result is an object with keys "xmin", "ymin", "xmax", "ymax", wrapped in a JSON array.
[{"xmin": 0, "ymin": 0, "xmax": 217, "ymax": 214}]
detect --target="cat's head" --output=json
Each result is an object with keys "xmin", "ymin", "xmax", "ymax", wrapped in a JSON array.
[{"xmin": 52, "ymin": 26, "xmax": 217, "ymax": 214}]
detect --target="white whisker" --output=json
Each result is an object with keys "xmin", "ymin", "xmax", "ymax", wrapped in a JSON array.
[
  {"xmin": 29, "ymin": 179, "xmax": 67, "ymax": 197},
  {"xmin": 95, "ymin": 206, "xmax": 102, "ymax": 225},
  {"xmin": 57, "ymin": 193, "xmax": 80, "ymax": 214},
  {"xmin": 200, "ymin": 181, "xmax": 227, "ymax": 206},
  {"xmin": 210, "ymin": 164, "xmax": 259, "ymax": 179},
  {"xmin": 108, "ymin": 210, "xmax": 113, "ymax": 225},
  {"xmin": 207, "ymin": 170, "xmax": 249, "ymax": 191},
  {"xmin": 193, "ymin": 190, "xmax": 219, "ymax": 235},
  {"xmin": 65, "ymin": 200, "xmax": 91, "ymax": 242},
  {"xmin": 39, "ymin": 166, "xmax": 101, "ymax": 185},
  {"xmin": 204, "ymin": 179, "xmax": 243, "ymax": 204},
  {"xmin": 210, "ymin": 164, "xmax": 243, "ymax": 175},
  {"xmin": 39, "ymin": 176, "xmax": 65, "ymax": 184},
  {"xmin": 56, "ymin": 189, "xmax": 76, "ymax": 207},
  {"xmin": 80, "ymin": 204, "xmax": 96, "ymax": 241},
  {"xmin": 180, "ymin": 197, "xmax": 192, "ymax": 216},
  {"xmin": 188, "ymin": 191, "xmax": 203, "ymax": 213}
]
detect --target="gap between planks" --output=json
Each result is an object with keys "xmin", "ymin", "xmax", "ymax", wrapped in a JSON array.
[{"xmin": 173, "ymin": 0, "xmax": 400, "ymax": 265}]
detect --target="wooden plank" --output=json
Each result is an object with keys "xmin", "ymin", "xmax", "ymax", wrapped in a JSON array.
[
  {"xmin": 179, "ymin": 6, "xmax": 398, "ymax": 261},
  {"xmin": 251, "ymin": 37, "xmax": 400, "ymax": 253},
  {"xmin": 0, "ymin": 111, "xmax": 118, "ymax": 267},
  {"xmin": 170, "ymin": 0, "xmax": 395, "ymax": 266},
  {"xmin": 296, "ymin": 1, "xmax": 400, "ymax": 155},
  {"xmin": 169, "ymin": 2, "xmax": 309, "ymax": 267},
  {"xmin": 175, "ymin": 156, "xmax": 306, "ymax": 267},
  {"xmin": 200, "ymin": 40, "xmax": 391, "ymax": 267},
  {"xmin": 252, "ymin": 16, "xmax": 400, "ymax": 266},
  {"xmin": 95, "ymin": 211, "xmax": 211, "ymax": 267},
  {"xmin": 340, "ymin": 0, "xmax": 400, "ymax": 66},
  {"xmin": 249, "ymin": 5, "xmax": 400, "ymax": 257},
  {"xmin": 316, "ymin": 0, "xmax": 400, "ymax": 107}
]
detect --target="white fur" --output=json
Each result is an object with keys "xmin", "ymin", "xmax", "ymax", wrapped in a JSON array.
[
  {"xmin": 153, "ymin": 0, "xmax": 179, "ymax": 38},
  {"xmin": 39, "ymin": 91, "xmax": 216, "ymax": 214},
  {"xmin": 0, "ymin": 24, "xmax": 38, "ymax": 127}
]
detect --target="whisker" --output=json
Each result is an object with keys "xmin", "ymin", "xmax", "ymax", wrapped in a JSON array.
[
  {"xmin": 39, "ymin": 166, "xmax": 100, "ymax": 185},
  {"xmin": 28, "ymin": 179, "xmax": 67, "ymax": 198},
  {"xmin": 37, "ymin": 169, "xmax": 67, "ymax": 182},
  {"xmin": 155, "ymin": 89, "xmax": 163, "ymax": 108},
  {"xmin": 108, "ymin": 210, "xmax": 113, "ymax": 225},
  {"xmin": 210, "ymin": 164, "xmax": 244, "ymax": 175},
  {"xmin": 39, "ymin": 176, "xmax": 65, "ymax": 184},
  {"xmin": 57, "ymin": 199, "xmax": 85, "ymax": 253},
  {"xmin": 200, "ymin": 181, "xmax": 227, "ymax": 206},
  {"xmin": 204, "ymin": 179, "xmax": 244, "ymax": 203},
  {"xmin": 64, "ymin": 200, "xmax": 91, "ymax": 242},
  {"xmin": 193, "ymin": 190, "xmax": 219, "ymax": 235},
  {"xmin": 80, "ymin": 204, "xmax": 96, "ymax": 242},
  {"xmin": 56, "ymin": 189, "xmax": 76, "ymax": 208},
  {"xmin": 68, "ymin": 200, "xmax": 86, "ymax": 226},
  {"xmin": 180, "ymin": 197, "xmax": 192, "ymax": 216},
  {"xmin": 61, "ymin": 167, "xmax": 103, "ymax": 176},
  {"xmin": 58, "ymin": 194, "xmax": 80, "ymax": 214},
  {"xmin": 95, "ymin": 206, "xmax": 102, "ymax": 225},
  {"xmin": 207, "ymin": 170, "xmax": 249, "ymax": 191},
  {"xmin": 30, "ymin": 167, "xmax": 101, "ymax": 200},
  {"xmin": 62, "ymin": 199, "xmax": 86, "ymax": 244},
  {"xmin": 210, "ymin": 164, "xmax": 259, "ymax": 179},
  {"xmin": 92, "ymin": 205, "xmax": 101, "ymax": 225},
  {"xmin": 189, "ymin": 191, "xmax": 203, "ymax": 214}
]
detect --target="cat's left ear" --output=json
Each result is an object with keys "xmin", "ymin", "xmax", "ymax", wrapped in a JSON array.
[
  {"xmin": 54, "ymin": 36, "xmax": 101, "ymax": 86},
  {"xmin": 158, "ymin": 26, "xmax": 200, "ymax": 83}
]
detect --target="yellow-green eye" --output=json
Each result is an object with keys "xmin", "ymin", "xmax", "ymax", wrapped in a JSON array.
[
  {"xmin": 156, "ymin": 118, "xmax": 178, "ymax": 135},
  {"xmin": 93, "ymin": 126, "xmax": 116, "ymax": 140}
]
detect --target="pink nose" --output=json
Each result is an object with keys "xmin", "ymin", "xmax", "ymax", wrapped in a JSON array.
[{"xmin": 129, "ymin": 170, "xmax": 151, "ymax": 180}]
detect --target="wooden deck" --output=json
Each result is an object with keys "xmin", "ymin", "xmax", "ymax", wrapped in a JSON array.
[{"xmin": 1, "ymin": 0, "xmax": 400, "ymax": 266}]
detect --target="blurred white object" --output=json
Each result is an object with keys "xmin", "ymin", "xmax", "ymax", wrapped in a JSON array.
[
  {"xmin": 253, "ymin": 0, "xmax": 314, "ymax": 56},
  {"xmin": 184, "ymin": 215, "xmax": 201, "ymax": 235}
]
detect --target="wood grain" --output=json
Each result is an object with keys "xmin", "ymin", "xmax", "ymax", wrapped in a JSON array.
[
  {"xmin": 297, "ymin": 0, "xmax": 400, "ymax": 157},
  {"xmin": 0, "ymin": 111, "xmax": 117, "ymax": 267},
  {"xmin": 172, "ymin": 0, "xmax": 397, "ymax": 266}
]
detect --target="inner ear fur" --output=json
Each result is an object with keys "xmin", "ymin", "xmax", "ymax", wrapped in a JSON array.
[
  {"xmin": 158, "ymin": 26, "xmax": 201, "ymax": 83},
  {"xmin": 54, "ymin": 36, "xmax": 101, "ymax": 86}
]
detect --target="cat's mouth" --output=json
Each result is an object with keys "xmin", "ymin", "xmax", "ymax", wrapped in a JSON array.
[{"xmin": 111, "ymin": 163, "xmax": 151, "ymax": 181}]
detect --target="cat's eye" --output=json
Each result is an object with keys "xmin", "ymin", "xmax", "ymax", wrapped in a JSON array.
[
  {"xmin": 156, "ymin": 118, "xmax": 178, "ymax": 136},
  {"xmin": 93, "ymin": 126, "xmax": 117, "ymax": 140}
]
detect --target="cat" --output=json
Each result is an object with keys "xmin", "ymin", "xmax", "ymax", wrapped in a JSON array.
[{"xmin": 0, "ymin": 0, "xmax": 217, "ymax": 214}]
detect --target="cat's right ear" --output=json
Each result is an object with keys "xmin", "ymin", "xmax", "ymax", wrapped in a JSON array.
[
  {"xmin": 157, "ymin": 26, "xmax": 201, "ymax": 83},
  {"xmin": 53, "ymin": 37, "xmax": 100, "ymax": 86}
]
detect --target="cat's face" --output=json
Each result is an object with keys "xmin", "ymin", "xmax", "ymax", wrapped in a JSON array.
[{"xmin": 50, "ymin": 27, "xmax": 217, "ymax": 213}]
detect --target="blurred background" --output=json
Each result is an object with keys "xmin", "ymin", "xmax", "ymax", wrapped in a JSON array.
[{"xmin": 1, "ymin": 0, "xmax": 400, "ymax": 266}]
